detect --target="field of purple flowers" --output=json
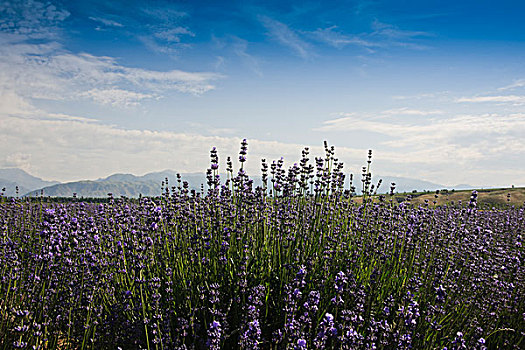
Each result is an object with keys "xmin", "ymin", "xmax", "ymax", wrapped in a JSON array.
[{"xmin": 1, "ymin": 141, "xmax": 523, "ymax": 349}]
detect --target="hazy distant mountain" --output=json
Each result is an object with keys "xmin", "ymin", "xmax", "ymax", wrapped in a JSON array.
[
  {"xmin": 96, "ymin": 170, "xmax": 211, "ymax": 190},
  {"xmin": 16, "ymin": 167, "xmax": 474, "ymax": 198},
  {"xmin": 371, "ymin": 175, "xmax": 473, "ymax": 193},
  {"xmin": 25, "ymin": 171, "xmax": 211, "ymax": 198},
  {"xmin": 0, "ymin": 179, "xmax": 30, "ymax": 197},
  {"xmin": 97, "ymin": 173, "xmax": 139, "ymax": 183},
  {"xmin": 26, "ymin": 180, "xmax": 165, "ymax": 198},
  {"xmin": 95, "ymin": 170, "xmax": 207, "ymax": 186},
  {"xmin": 0, "ymin": 168, "xmax": 59, "ymax": 197}
]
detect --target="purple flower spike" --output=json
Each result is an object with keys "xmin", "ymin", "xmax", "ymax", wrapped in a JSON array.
[{"xmin": 296, "ymin": 338, "xmax": 307, "ymax": 349}]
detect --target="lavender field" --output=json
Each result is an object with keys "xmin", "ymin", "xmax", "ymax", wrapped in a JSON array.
[{"xmin": 0, "ymin": 142, "xmax": 523, "ymax": 349}]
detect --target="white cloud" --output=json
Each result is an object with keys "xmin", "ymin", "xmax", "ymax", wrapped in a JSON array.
[
  {"xmin": 0, "ymin": 0, "xmax": 215, "ymax": 100},
  {"xmin": 366, "ymin": 20, "xmax": 432, "ymax": 50},
  {"xmin": 317, "ymin": 112, "xmax": 525, "ymax": 164},
  {"xmin": 138, "ymin": 27, "xmax": 195, "ymax": 55},
  {"xmin": 315, "ymin": 111, "xmax": 525, "ymax": 186},
  {"xmin": 45, "ymin": 113, "xmax": 99, "ymax": 123},
  {"xmin": 0, "ymin": 91, "xmax": 366, "ymax": 182},
  {"xmin": 391, "ymin": 91, "xmax": 451, "ymax": 101},
  {"xmin": 457, "ymin": 95, "xmax": 525, "ymax": 104},
  {"xmin": 371, "ymin": 20, "xmax": 431, "ymax": 39},
  {"xmin": 0, "ymin": 0, "xmax": 70, "ymax": 38},
  {"xmin": 0, "ymin": 37, "xmax": 223, "ymax": 106},
  {"xmin": 137, "ymin": 35, "xmax": 182, "ymax": 55},
  {"xmin": 0, "ymin": 89, "xmax": 39, "ymax": 116},
  {"xmin": 0, "ymin": 0, "xmax": 69, "ymax": 38},
  {"xmin": 80, "ymin": 88, "xmax": 156, "ymax": 108},
  {"xmin": 498, "ymin": 79, "xmax": 525, "ymax": 91},
  {"xmin": 214, "ymin": 56, "xmax": 225, "ymax": 70},
  {"xmin": 321, "ymin": 112, "xmax": 525, "ymax": 138},
  {"xmin": 231, "ymin": 37, "xmax": 262, "ymax": 76},
  {"xmin": 121, "ymin": 66, "xmax": 220, "ymax": 94},
  {"xmin": 0, "ymin": 90, "xmax": 100, "ymax": 122},
  {"xmin": 186, "ymin": 122, "xmax": 237, "ymax": 136},
  {"xmin": 136, "ymin": 5, "xmax": 192, "ymax": 55},
  {"xmin": 381, "ymin": 107, "xmax": 443, "ymax": 116},
  {"xmin": 88, "ymin": 16, "xmax": 123, "ymax": 28},
  {"xmin": 0, "ymin": 110, "xmax": 364, "ymax": 182},
  {"xmin": 210, "ymin": 35, "xmax": 262, "ymax": 75},
  {"xmin": 141, "ymin": 7, "xmax": 187, "ymax": 22},
  {"xmin": 264, "ymin": 18, "xmax": 432, "ymax": 58},
  {"xmin": 4, "ymin": 152, "xmax": 32, "ymax": 171},
  {"xmin": 1, "ymin": 93, "xmax": 523, "ymax": 187},
  {"xmin": 307, "ymin": 26, "xmax": 377, "ymax": 49},
  {"xmin": 259, "ymin": 15, "xmax": 311, "ymax": 59},
  {"xmin": 154, "ymin": 27, "xmax": 194, "ymax": 43}
]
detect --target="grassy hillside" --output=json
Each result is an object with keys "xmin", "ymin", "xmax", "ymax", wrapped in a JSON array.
[
  {"xmin": 395, "ymin": 187, "xmax": 525, "ymax": 207},
  {"xmin": 351, "ymin": 187, "xmax": 525, "ymax": 208}
]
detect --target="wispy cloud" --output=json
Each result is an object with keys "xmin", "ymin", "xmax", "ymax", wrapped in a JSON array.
[
  {"xmin": 45, "ymin": 113, "xmax": 99, "ymax": 123},
  {"xmin": 139, "ymin": 27, "xmax": 195, "ymax": 56},
  {"xmin": 305, "ymin": 19, "xmax": 434, "ymax": 53},
  {"xmin": 0, "ymin": 90, "xmax": 98, "ymax": 123},
  {"xmin": 259, "ymin": 15, "xmax": 311, "ymax": 59},
  {"xmin": 317, "ymin": 112, "xmax": 525, "ymax": 165},
  {"xmin": 0, "ymin": 90, "xmax": 39, "ymax": 117},
  {"xmin": 210, "ymin": 35, "xmax": 262, "ymax": 75},
  {"xmin": 2, "ymin": 91, "xmax": 523, "ymax": 186},
  {"xmin": 0, "ymin": 0, "xmax": 70, "ymax": 38},
  {"xmin": 154, "ymin": 27, "xmax": 194, "ymax": 43},
  {"xmin": 231, "ymin": 37, "xmax": 262, "ymax": 76},
  {"xmin": 457, "ymin": 95, "xmax": 525, "ymax": 104},
  {"xmin": 4, "ymin": 152, "xmax": 32, "ymax": 172},
  {"xmin": 88, "ymin": 16, "xmax": 123, "ymax": 28},
  {"xmin": 329, "ymin": 107, "xmax": 443, "ymax": 119},
  {"xmin": 371, "ymin": 20, "xmax": 431, "ymax": 40},
  {"xmin": 0, "ymin": 37, "xmax": 223, "ymax": 107},
  {"xmin": 80, "ymin": 88, "xmax": 156, "ymax": 108},
  {"xmin": 137, "ymin": 35, "xmax": 183, "ymax": 56},
  {"xmin": 392, "ymin": 91, "xmax": 451, "ymax": 100},
  {"xmin": 356, "ymin": 20, "xmax": 434, "ymax": 50},
  {"xmin": 0, "ymin": 86, "xmax": 366, "ymax": 182},
  {"xmin": 320, "ymin": 112, "xmax": 525, "ymax": 137},
  {"xmin": 136, "ymin": 5, "xmax": 192, "ymax": 56},
  {"xmin": 120, "ymin": 66, "xmax": 221, "ymax": 94},
  {"xmin": 307, "ymin": 26, "xmax": 377, "ymax": 50},
  {"xmin": 84, "ymin": 3, "xmax": 193, "ymax": 56},
  {"xmin": 0, "ymin": 110, "xmax": 362, "ymax": 182},
  {"xmin": 0, "ymin": 1, "xmax": 222, "ymax": 108},
  {"xmin": 140, "ymin": 7, "xmax": 187, "ymax": 22},
  {"xmin": 214, "ymin": 56, "xmax": 225, "ymax": 70},
  {"xmin": 186, "ymin": 121, "xmax": 237, "ymax": 136},
  {"xmin": 498, "ymin": 79, "xmax": 525, "ymax": 91},
  {"xmin": 381, "ymin": 107, "xmax": 443, "ymax": 116}
]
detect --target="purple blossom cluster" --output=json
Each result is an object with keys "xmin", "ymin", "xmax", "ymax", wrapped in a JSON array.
[{"xmin": 0, "ymin": 141, "xmax": 523, "ymax": 349}]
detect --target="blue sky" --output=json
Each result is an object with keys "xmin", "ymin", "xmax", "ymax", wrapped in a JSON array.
[{"xmin": 1, "ymin": 0, "xmax": 524, "ymax": 187}]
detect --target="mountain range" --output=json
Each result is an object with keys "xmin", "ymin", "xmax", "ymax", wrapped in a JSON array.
[
  {"xmin": 0, "ymin": 168, "xmax": 475, "ymax": 198},
  {"xmin": 23, "ymin": 171, "xmax": 210, "ymax": 198},
  {"xmin": 369, "ymin": 176, "xmax": 473, "ymax": 194},
  {"xmin": 0, "ymin": 168, "xmax": 60, "ymax": 197}
]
